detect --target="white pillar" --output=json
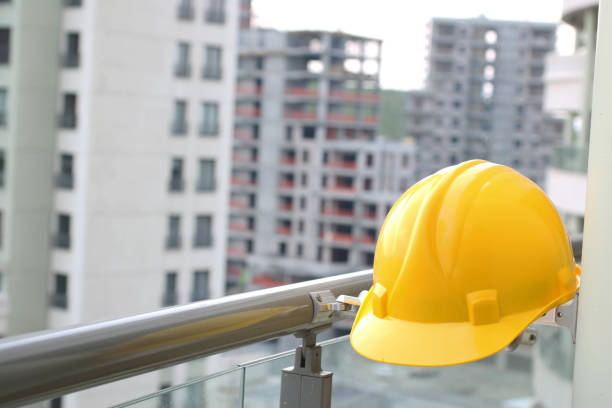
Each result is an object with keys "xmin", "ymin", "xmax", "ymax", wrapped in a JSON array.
[{"xmin": 572, "ymin": 1, "xmax": 612, "ymax": 407}]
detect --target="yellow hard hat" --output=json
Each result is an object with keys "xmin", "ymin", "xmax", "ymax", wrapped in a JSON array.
[{"xmin": 350, "ymin": 160, "xmax": 580, "ymax": 367}]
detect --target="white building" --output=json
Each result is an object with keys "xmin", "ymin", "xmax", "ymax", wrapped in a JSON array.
[
  {"xmin": 0, "ymin": 0, "xmax": 237, "ymax": 406},
  {"xmin": 543, "ymin": 0, "xmax": 597, "ymax": 236}
]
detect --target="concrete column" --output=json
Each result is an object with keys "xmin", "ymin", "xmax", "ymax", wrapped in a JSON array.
[
  {"xmin": 572, "ymin": 1, "xmax": 612, "ymax": 406},
  {"xmin": 579, "ymin": 7, "xmax": 596, "ymax": 145}
]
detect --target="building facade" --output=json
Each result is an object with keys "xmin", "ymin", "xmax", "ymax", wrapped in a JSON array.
[
  {"xmin": 543, "ymin": 0, "xmax": 597, "ymax": 237},
  {"xmin": 0, "ymin": 0, "xmax": 237, "ymax": 406},
  {"xmin": 408, "ymin": 17, "xmax": 564, "ymax": 185},
  {"xmin": 227, "ymin": 29, "xmax": 416, "ymax": 291}
]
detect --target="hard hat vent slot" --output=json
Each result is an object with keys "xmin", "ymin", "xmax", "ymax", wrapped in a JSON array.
[{"xmin": 466, "ymin": 289, "xmax": 500, "ymax": 325}]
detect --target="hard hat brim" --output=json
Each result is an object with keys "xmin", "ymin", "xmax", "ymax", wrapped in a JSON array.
[{"xmin": 350, "ymin": 284, "xmax": 577, "ymax": 367}]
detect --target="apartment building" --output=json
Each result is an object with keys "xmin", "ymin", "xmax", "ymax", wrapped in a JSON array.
[
  {"xmin": 407, "ymin": 17, "xmax": 564, "ymax": 184},
  {"xmin": 227, "ymin": 29, "xmax": 415, "ymax": 291},
  {"xmin": 0, "ymin": 0, "xmax": 236, "ymax": 406}
]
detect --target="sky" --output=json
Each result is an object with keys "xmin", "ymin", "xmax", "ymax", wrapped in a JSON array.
[{"xmin": 251, "ymin": 0, "xmax": 567, "ymax": 90}]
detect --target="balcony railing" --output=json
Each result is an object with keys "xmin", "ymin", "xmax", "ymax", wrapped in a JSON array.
[
  {"xmin": 327, "ymin": 160, "xmax": 357, "ymax": 169},
  {"xmin": 196, "ymin": 179, "xmax": 216, "ymax": 192},
  {"xmin": 321, "ymin": 208, "xmax": 354, "ymax": 217},
  {"xmin": 551, "ymin": 145, "xmax": 589, "ymax": 173},
  {"xmin": 236, "ymin": 107, "xmax": 261, "ymax": 117},
  {"xmin": 170, "ymin": 120, "xmax": 188, "ymax": 135},
  {"xmin": 276, "ymin": 226, "xmax": 292, "ymax": 235},
  {"xmin": 285, "ymin": 111, "xmax": 317, "ymax": 120}
]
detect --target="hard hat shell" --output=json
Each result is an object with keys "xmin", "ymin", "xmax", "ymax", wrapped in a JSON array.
[{"xmin": 350, "ymin": 160, "xmax": 580, "ymax": 367}]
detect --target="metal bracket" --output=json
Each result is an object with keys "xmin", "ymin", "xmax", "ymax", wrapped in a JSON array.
[
  {"xmin": 533, "ymin": 292, "xmax": 579, "ymax": 343},
  {"xmin": 279, "ymin": 329, "xmax": 332, "ymax": 408},
  {"xmin": 308, "ymin": 290, "xmax": 368, "ymax": 325}
]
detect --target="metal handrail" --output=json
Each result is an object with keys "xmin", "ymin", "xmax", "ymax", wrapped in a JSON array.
[{"xmin": 0, "ymin": 270, "xmax": 372, "ymax": 407}]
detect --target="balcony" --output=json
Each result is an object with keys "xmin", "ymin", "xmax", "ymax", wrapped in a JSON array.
[
  {"xmin": 236, "ymin": 85, "xmax": 262, "ymax": 95},
  {"xmin": 276, "ymin": 226, "xmax": 292, "ymax": 235},
  {"xmin": 278, "ymin": 203, "xmax": 293, "ymax": 211},
  {"xmin": 362, "ymin": 115, "xmax": 379, "ymax": 124},
  {"xmin": 326, "ymin": 185, "xmax": 356, "ymax": 193},
  {"xmin": 196, "ymin": 178, "xmax": 215, "ymax": 192},
  {"xmin": 285, "ymin": 111, "xmax": 317, "ymax": 120},
  {"xmin": 0, "ymin": 268, "xmax": 581, "ymax": 407},
  {"xmin": 551, "ymin": 145, "xmax": 589, "ymax": 174},
  {"xmin": 279, "ymin": 157, "xmax": 296, "ymax": 165},
  {"xmin": 323, "ymin": 232, "xmax": 354, "ymax": 243},
  {"xmin": 321, "ymin": 208, "xmax": 355, "ymax": 217},
  {"xmin": 227, "ymin": 246, "xmax": 247, "ymax": 256},
  {"xmin": 327, "ymin": 112, "xmax": 356, "ymax": 122},
  {"xmin": 234, "ymin": 130, "xmax": 256, "ymax": 141},
  {"xmin": 236, "ymin": 107, "xmax": 261, "ymax": 117},
  {"xmin": 278, "ymin": 180, "xmax": 294, "ymax": 189},
  {"xmin": 230, "ymin": 200, "xmax": 249, "ymax": 209},
  {"xmin": 229, "ymin": 222, "xmax": 250, "ymax": 231},
  {"xmin": 363, "ymin": 210, "xmax": 377, "ymax": 219},
  {"xmin": 231, "ymin": 177, "xmax": 255, "ymax": 187},
  {"xmin": 360, "ymin": 235, "xmax": 376, "ymax": 244},
  {"xmin": 327, "ymin": 160, "xmax": 357, "ymax": 169},
  {"xmin": 285, "ymin": 87, "xmax": 319, "ymax": 97}
]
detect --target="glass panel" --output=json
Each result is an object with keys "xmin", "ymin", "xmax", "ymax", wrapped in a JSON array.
[
  {"xmin": 242, "ymin": 348, "xmax": 294, "ymax": 406},
  {"xmin": 113, "ymin": 367, "xmax": 244, "ymax": 408}
]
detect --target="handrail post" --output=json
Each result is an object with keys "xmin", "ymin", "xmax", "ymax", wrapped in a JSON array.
[{"xmin": 572, "ymin": 1, "xmax": 612, "ymax": 406}]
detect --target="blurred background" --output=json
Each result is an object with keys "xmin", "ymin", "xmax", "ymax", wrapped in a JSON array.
[{"xmin": 0, "ymin": 0, "xmax": 594, "ymax": 406}]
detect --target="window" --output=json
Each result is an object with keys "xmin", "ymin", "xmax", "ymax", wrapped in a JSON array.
[
  {"xmin": 0, "ymin": 88, "xmax": 7, "ymax": 127},
  {"xmin": 199, "ymin": 102, "xmax": 219, "ymax": 135},
  {"xmin": 51, "ymin": 273, "xmax": 68, "ymax": 309},
  {"xmin": 366, "ymin": 153, "xmax": 374, "ymax": 167},
  {"xmin": 174, "ymin": 42, "xmax": 191, "ymax": 77},
  {"xmin": 203, "ymin": 45, "xmax": 222, "ymax": 80},
  {"xmin": 177, "ymin": 0, "xmax": 194, "ymax": 20},
  {"xmin": 191, "ymin": 270, "xmax": 209, "ymax": 301},
  {"xmin": 0, "ymin": 28, "xmax": 9, "ymax": 64},
  {"xmin": 363, "ymin": 178, "xmax": 372, "ymax": 191},
  {"xmin": 401, "ymin": 154, "xmax": 410, "ymax": 167},
  {"xmin": 171, "ymin": 100, "xmax": 188, "ymax": 135},
  {"xmin": 162, "ymin": 272, "xmax": 178, "ymax": 306},
  {"xmin": 302, "ymin": 150, "xmax": 309, "ymax": 163},
  {"xmin": 331, "ymin": 248, "xmax": 349, "ymax": 263},
  {"xmin": 301, "ymin": 173, "xmax": 307, "ymax": 187},
  {"xmin": 205, "ymin": 0, "xmax": 225, "ymax": 23},
  {"xmin": 197, "ymin": 159, "xmax": 215, "ymax": 192},
  {"xmin": 59, "ymin": 93, "xmax": 77, "ymax": 129},
  {"xmin": 302, "ymin": 126, "xmax": 315, "ymax": 139},
  {"xmin": 55, "ymin": 214, "xmax": 71, "ymax": 249},
  {"xmin": 63, "ymin": 32, "xmax": 79, "ymax": 68},
  {"xmin": 300, "ymin": 197, "xmax": 306, "ymax": 209},
  {"xmin": 166, "ymin": 215, "xmax": 181, "ymax": 249},
  {"xmin": 297, "ymin": 243, "xmax": 303, "ymax": 257},
  {"xmin": 194, "ymin": 215, "xmax": 212, "ymax": 247},
  {"xmin": 168, "ymin": 157, "xmax": 184, "ymax": 192},
  {"xmin": 0, "ymin": 150, "xmax": 4, "ymax": 188},
  {"xmin": 285, "ymin": 126, "xmax": 292, "ymax": 141},
  {"xmin": 57, "ymin": 153, "xmax": 74, "ymax": 189},
  {"xmin": 279, "ymin": 242, "xmax": 287, "ymax": 255},
  {"xmin": 298, "ymin": 220, "xmax": 304, "ymax": 233}
]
